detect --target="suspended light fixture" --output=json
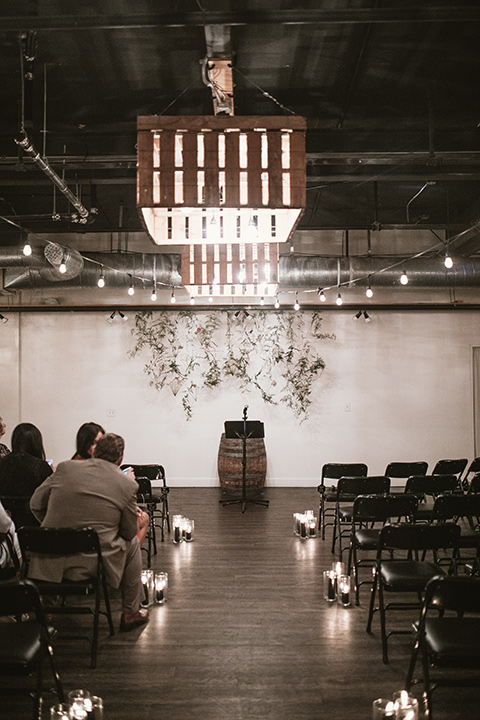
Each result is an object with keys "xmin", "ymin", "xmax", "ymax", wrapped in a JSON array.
[
  {"xmin": 260, "ymin": 297, "xmax": 265, "ymax": 306},
  {"xmin": 59, "ymin": 252, "xmax": 67, "ymax": 274},
  {"xmin": 294, "ymin": 292, "xmax": 300, "ymax": 311},
  {"xmin": 318, "ymin": 288, "xmax": 326, "ymax": 303},
  {"xmin": 336, "ymin": 292, "xmax": 343, "ymax": 306},
  {"xmin": 170, "ymin": 288, "xmax": 176, "ymax": 304},
  {"xmin": 128, "ymin": 278, "xmax": 135, "ymax": 296},
  {"xmin": 22, "ymin": 241, "xmax": 32, "ymax": 257},
  {"xmin": 137, "ymin": 115, "xmax": 306, "ymax": 247},
  {"xmin": 400, "ymin": 267, "xmax": 409, "ymax": 285},
  {"xmin": 151, "ymin": 284, "xmax": 157, "ymax": 302},
  {"xmin": 189, "ymin": 295, "xmax": 195, "ymax": 305},
  {"xmin": 274, "ymin": 295, "xmax": 280, "ymax": 309},
  {"xmin": 97, "ymin": 267, "xmax": 105, "ymax": 288},
  {"xmin": 366, "ymin": 278, "xmax": 373, "ymax": 298},
  {"xmin": 444, "ymin": 248, "xmax": 453, "ymax": 269}
]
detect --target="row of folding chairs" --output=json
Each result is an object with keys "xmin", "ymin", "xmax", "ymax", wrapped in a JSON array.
[{"xmin": 317, "ymin": 458, "xmax": 478, "ymax": 541}]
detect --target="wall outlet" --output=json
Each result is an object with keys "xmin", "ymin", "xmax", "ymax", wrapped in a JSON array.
[
  {"xmin": 344, "ymin": 403, "xmax": 351, "ymax": 412},
  {"xmin": 107, "ymin": 409, "xmax": 116, "ymax": 417}
]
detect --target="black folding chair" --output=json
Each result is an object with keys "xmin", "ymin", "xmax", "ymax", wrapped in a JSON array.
[
  {"xmin": 432, "ymin": 458, "xmax": 468, "ymax": 488},
  {"xmin": 405, "ymin": 474, "xmax": 458, "ymax": 521},
  {"xmin": 0, "ymin": 530, "xmax": 21, "ymax": 581},
  {"xmin": 347, "ymin": 493, "xmax": 418, "ymax": 605},
  {"xmin": 406, "ymin": 575, "xmax": 480, "ymax": 718},
  {"xmin": 124, "ymin": 464, "xmax": 170, "ymax": 543},
  {"xmin": 316, "ymin": 463, "xmax": 368, "ymax": 539},
  {"xmin": 430, "ymin": 493, "xmax": 480, "ymax": 572},
  {"xmin": 18, "ymin": 526, "xmax": 115, "ymax": 669},
  {"xmin": 385, "ymin": 461, "xmax": 428, "ymax": 491},
  {"xmin": 331, "ymin": 475, "xmax": 390, "ymax": 557},
  {"xmin": 462, "ymin": 458, "xmax": 480, "ymax": 492},
  {"xmin": 0, "ymin": 578, "xmax": 65, "ymax": 719},
  {"xmin": 366, "ymin": 522, "xmax": 460, "ymax": 663},
  {"xmin": 0, "ymin": 494, "xmax": 38, "ymax": 529}
]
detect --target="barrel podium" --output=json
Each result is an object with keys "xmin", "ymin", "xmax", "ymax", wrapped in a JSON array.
[{"xmin": 218, "ymin": 420, "xmax": 267, "ymax": 497}]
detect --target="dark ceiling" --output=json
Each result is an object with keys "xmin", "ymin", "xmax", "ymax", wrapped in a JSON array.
[{"xmin": 1, "ymin": 2, "xmax": 480, "ymax": 259}]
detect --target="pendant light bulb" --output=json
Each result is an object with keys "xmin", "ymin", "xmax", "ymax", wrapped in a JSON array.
[
  {"xmin": 400, "ymin": 268, "xmax": 409, "ymax": 285},
  {"xmin": 274, "ymin": 296, "xmax": 280, "ymax": 309},
  {"xmin": 170, "ymin": 288, "xmax": 176, "ymax": 304},
  {"xmin": 366, "ymin": 285, "xmax": 373, "ymax": 298},
  {"xmin": 23, "ymin": 241, "xmax": 32, "ymax": 257},
  {"xmin": 190, "ymin": 295, "xmax": 195, "ymax": 305},
  {"xmin": 260, "ymin": 297, "xmax": 265, "ymax": 306},
  {"xmin": 151, "ymin": 288, "xmax": 157, "ymax": 302},
  {"xmin": 97, "ymin": 268, "xmax": 105, "ymax": 288},
  {"xmin": 444, "ymin": 254, "xmax": 453, "ymax": 269},
  {"xmin": 59, "ymin": 253, "xmax": 67, "ymax": 274},
  {"xmin": 319, "ymin": 290, "xmax": 326, "ymax": 302},
  {"xmin": 336, "ymin": 292, "xmax": 343, "ymax": 306},
  {"xmin": 294, "ymin": 293, "xmax": 300, "ymax": 311},
  {"xmin": 128, "ymin": 283, "xmax": 135, "ymax": 296}
]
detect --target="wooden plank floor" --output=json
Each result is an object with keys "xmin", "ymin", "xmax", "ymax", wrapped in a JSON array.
[{"xmin": 2, "ymin": 487, "xmax": 480, "ymax": 719}]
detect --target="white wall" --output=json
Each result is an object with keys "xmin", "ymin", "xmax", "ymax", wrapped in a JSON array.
[{"xmin": 0, "ymin": 309, "xmax": 476, "ymax": 486}]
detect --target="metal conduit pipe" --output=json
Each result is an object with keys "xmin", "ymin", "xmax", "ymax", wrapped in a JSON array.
[
  {"xmin": 3, "ymin": 252, "xmax": 480, "ymax": 290},
  {"xmin": 14, "ymin": 131, "xmax": 91, "ymax": 223}
]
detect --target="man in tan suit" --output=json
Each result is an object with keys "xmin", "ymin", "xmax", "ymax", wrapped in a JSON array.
[{"xmin": 30, "ymin": 433, "xmax": 149, "ymax": 631}]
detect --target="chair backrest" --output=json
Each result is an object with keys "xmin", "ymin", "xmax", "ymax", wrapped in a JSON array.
[
  {"xmin": 378, "ymin": 522, "xmax": 460, "ymax": 554},
  {"xmin": 432, "ymin": 458, "xmax": 468, "ymax": 479},
  {"xmin": 136, "ymin": 477, "xmax": 153, "ymax": 502},
  {"xmin": 18, "ymin": 526, "xmax": 101, "ymax": 558},
  {"xmin": 0, "ymin": 577, "xmax": 45, "ymax": 619},
  {"xmin": 0, "ymin": 531, "xmax": 21, "ymax": 581},
  {"xmin": 405, "ymin": 474, "xmax": 458, "ymax": 497},
  {"xmin": 337, "ymin": 475, "xmax": 390, "ymax": 497},
  {"xmin": 126, "ymin": 464, "xmax": 167, "ymax": 487},
  {"xmin": 463, "ymin": 459, "xmax": 480, "ymax": 491},
  {"xmin": 0, "ymin": 494, "xmax": 38, "ymax": 529},
  {"xmin": 469, "ymin": 474, "xmax": 480, "ymax": 494},
  {"xmin": 321, "ymin": 463, "xmax": 367, "ymax": 486},
  {"xmin": 385, "ymin": 461, "xmax": 428, "ymax": 479},
  {"xmin": 431, "ymin": 493, "xmax": 480, "ymax": 522},
  {"xmin": 353, "ymin": 493, "xmax": 418, "ymax": 523},
  {"xmin": 424, "ymin": 575, "xmax": 480, "ymax": 614}
]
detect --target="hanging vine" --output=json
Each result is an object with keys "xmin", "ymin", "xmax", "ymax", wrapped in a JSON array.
[{"xmin": 130, "ymin": 309, "xmax": 334, "ymax": 421}]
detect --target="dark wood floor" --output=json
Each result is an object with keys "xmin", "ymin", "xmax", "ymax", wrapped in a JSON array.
[{"xmin": 2, "ymin": 487, "xmax": 479, "ymax": 719}]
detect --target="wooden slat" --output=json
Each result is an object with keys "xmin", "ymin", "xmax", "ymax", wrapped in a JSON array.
[
  {"xmin": 136, "ymin": 131, "xmax": 154, "ymax": 206},
  {"xmin": 182, "ymin": 132, "xmax": 198, "ymax": 206},
  {"xmin": 289, "ymin": 130, "xmax": 307, "ymax": 207},
  {"xmin": 159, "ymin": 131, "xmax": 175, "ymax": 206},
  {"xmin": 267, "ymin": 131, "xmax": 283, "ymax": 207},
  {"xmin": 204, "ymin": 132, "xmax": 219, "ymax": 206},
  {"xmin": 137, "ymin": 115, "xmax": 307, "ymax": 132},
  {"xmin": 246, "ymin": 131, "xmax": 262, "ymax": 208},
  {"xmin": 225, "ymin": 132, "xmax": 240, "ymax": 206}
]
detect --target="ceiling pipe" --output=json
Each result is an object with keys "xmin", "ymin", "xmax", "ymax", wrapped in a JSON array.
[
  {"xmin": 3, "ymin": 251, "xmax": 480, "ymax": 291},
  {"xmin": 14, "ymin": 131, "xmax": 92, "ymax": 224}
]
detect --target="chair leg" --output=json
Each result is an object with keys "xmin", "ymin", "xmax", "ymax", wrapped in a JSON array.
[
  {"xmin": 366, "ymin": 569, "xmax": 378, "ymax": 634},
  {"xmin": 34, "ymin": 648, "xmax": 43, "ymax": 720},
  {"xmin": 91, "ymin": 585, "xmax": 101, "ymax": 669},
  {"xmin": 420, "ymin": 636, "xmax": 433, "ymax": 718},
  {"xmin": 102, "ymin": 573, "xmax": 115, "ymax": 637},
  {"xmin": 405, "ymin": 634, "xmax": 420, "ymax": 690},
  {"xmin": 320, "ymin": 495, "xmax": 325, "ymax": 539},
  {"xmin": 378, "ymin": 578, "xmax": 389, "ymax": 663},
  {"xmin": 331, "ymin": 510, "xmax": 338, "ymax": 554},
  {"xmin": 44, "ymin": 636, "xmax": 65, "ymax": 704}
]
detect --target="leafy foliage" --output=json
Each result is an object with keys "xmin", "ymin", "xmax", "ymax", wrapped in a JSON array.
[{"xmin": 130, "ymin": 310, "xmax": 334, "ymax": 421}]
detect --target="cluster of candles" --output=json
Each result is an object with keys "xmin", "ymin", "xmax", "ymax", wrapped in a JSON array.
[
  {"xmin": 50, "ymin": 690, "xmax": 103, "ymax": 719},
  {"xmin": 293, "ymin": 510, "xmax": 318, "ymax": 539},
  {"xmin": 141, "ymin": 569, "xmax": 169, "ymax": 606},
  {"xmin": 373, "ymin": 690, "xmax": 419, "ymax": 719},
  {"xmin": 172, "ymin": 514, "xmax": 195, "ymax": 543},
  {"xmin": 323, "ymin": 562, "xmax": 351, "ymax": 607}
]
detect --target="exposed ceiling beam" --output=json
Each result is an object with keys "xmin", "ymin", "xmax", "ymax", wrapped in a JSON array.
[{"xmin": 2, "ymin": 7, "xmax": 480, "ymax": 32}]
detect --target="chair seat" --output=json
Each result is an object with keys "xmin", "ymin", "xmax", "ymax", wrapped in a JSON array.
[
  {"xmin": 0, "ymin": 622, "xmax": 43, "ymax": 673},
  {"xmin": 414, "ymin": 502, "xmax": 435, "ymax": 520},
  {"xmin": 355, "ymin": 528, "xmax": 381, "ymax": 549},
  {"xmin": 338, "ymin": 504, "xmax": 354, "ymax": 520},
  {"xmin": 458, "ymin": 532, "xmax": 480, "ymax": 548},
  {"xmin": 424, "ymin": 618, "xmax": 480, "ymax": 666},
  {"xmin": 381, "ymin": 560, "xmax": 444, "ymax": 590}
]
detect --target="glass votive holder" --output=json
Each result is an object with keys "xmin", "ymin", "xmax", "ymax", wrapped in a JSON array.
[
  {"xmin": 141, "ymin": 568, "xmax": 154, "ymax": 607},
  {"xmin": 154, "ymin": 572, "xmax": 168, "ymax": 604},
  {"xmin": 87, "ymin": 695, "xmax": 104, "ymax": 720},
  {"xmin": 337, "ymin": 574, "xmax": 351, "ymax": 607},
  {"xmin": 172, "ymin": 514, "xmax": 183, "ymax": 544},
  {"xmin": 67, "ymin": 689, "xmax": 91, "ymax": 720},
  {"xmin": 50, "ymin": 704, "xmax": 72, "ymax": 720},
  {"xmin": 308, "ymin": 518, "xmax": 317, "ymax": 538},
  {"xmin": 323, "ymin": 569, "xmax": 337, "ymax": 603},
  {"xmin": 372, "ymin": 698, "xmax": 396, "ymax": 719},
  {"xmin": 293, "ymin": 513, "xmax": 301, "ymax": 535},
  {"xmin": 392, "ymin": 691, "xmax": 419, "ymax": 720},
  {"xmin": 299, "ymin": 514, "xmax": 308, "ymax": 539},
  {"xmin": 332, "ymin": 561, "xmax": 346, "ymax": 577},
  {"xmin": 184, "ymin": 518, "xmax": 194, "ymax": 541}
]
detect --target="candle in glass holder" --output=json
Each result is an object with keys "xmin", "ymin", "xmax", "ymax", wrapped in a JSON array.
[
  {"xmin": 392, "ymin": 691, "xmax": 418, "ymax": 720},
  {"xmin": 323, "ymin": 570, "xmax": 337, "ymax": 602},
  {"xmin": 87, "ymin": 696, "xmax": 104, "ymax": 720},
  {"xmin": 172, "ymin": 515, "xmax": 183, "ymax": 544},
  {"xmin": 299, "ymin": 514, "xmax": 308, "ymax": 539},
  {"xmin": 184, "ymin": 518, "xmax": 194, "ymax": 541},
  {"xmin": 50, "ymin": 705, "xmax": 72, "ymax": 720},
  {"xmin": 372, "ymin": 698, "xmax": 396, "ymax": 719},
  {"xmin": 337, "ymin": 574, "xmax": 351, "ymax": 607},
  {"xmin": 67, "ymin": 690, "xmax": 91, "ymax": 720},
  {"xmin": 308, "ymin": 518, "xmax": 317, "ymax": 538},
  {"xmin": 155, "ymin": 572, "xmax": 168, "ymax": 604},
  {"xmin": 293, "ymin": 513, "xmax": 301, "ymax": 535},
  {"xmin": 141, "ymin": 569, "xmax": 154, "ymax": 606}
]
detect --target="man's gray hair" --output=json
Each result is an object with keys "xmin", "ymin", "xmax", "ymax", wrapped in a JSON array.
[{"xmin": 94, "ymin": 433, "xmax": 125, "ymax": 465}]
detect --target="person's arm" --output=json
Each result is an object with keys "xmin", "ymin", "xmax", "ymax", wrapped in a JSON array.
[
  {"xmin": 29, "ymin": 475, "xmax": 55, "ymax": 523},
  {"xmin": 118, "ymin": 490, "xmax": 139, "ymax": 541},
  {"xmin": 0, "ymin": 501, "xmax": 12, "ymax": 534}
]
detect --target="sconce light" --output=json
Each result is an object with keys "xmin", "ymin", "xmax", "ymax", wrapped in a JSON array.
[
  {"xmin": 353, "ymin": 310, "xmax": 372, "ymax": 322},
  {"xmin": 107, "ymin": 311, "xmax": 116, "ymax": 324},
  {"xmin": 354, "ymin": 310, "xmax": 363, "ymax": 321},
  {"xmin": 118, "ymin": 311, "xmax": 128, "ymax": 322}
]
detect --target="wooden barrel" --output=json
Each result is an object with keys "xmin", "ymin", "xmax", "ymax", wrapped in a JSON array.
[{"xmin": 218, "ymin": 433, "xmax": 267, "ymax": 493}]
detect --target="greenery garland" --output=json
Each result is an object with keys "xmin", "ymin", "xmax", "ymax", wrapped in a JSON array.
[{"xmin": 130, "ymin": 309, "xmax": 335, "ymax": 421}]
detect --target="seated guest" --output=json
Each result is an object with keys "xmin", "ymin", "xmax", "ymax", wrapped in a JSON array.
[
  {"xmin": 0, "ymin": 417, "xmax": 10, "ymax": 459},
  {"xmin": 0, "ymin": 422, "xmax": 53, "ymax": 527},
  {"xmin": 30, "ymin": 433, "xmax": 150, "ymax": 631},
  {"xmin": 0, "ymin": 499, "xmax": 21, "ymax": 577},
  {"xmin": 72, "ymin": 421, "xmax": 105, "ymax": 460}
]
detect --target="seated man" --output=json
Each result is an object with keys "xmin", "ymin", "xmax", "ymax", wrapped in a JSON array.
[{"xmin": 29, "ymin": 433, "xmax": 149, "ymax": 631}]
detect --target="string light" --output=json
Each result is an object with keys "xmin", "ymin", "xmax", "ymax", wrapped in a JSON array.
[
  {"xmin": 319, "ymin": 289, "xmax": 326, "ymax": 302},
  {"xmin": 170, "ymin": 288, "xmax": 176, "ymax": 304},
  {"xmin": 366, "ymin": 278, "xmax": 373, "ymax": 298},
  {"xmin": 97, "ymin": 267, "xmax": 105, "ymax": 288},
  {"xmin": 294, "ymin": 292, "xmax": 300, "ymax": 311},
  {"xmin": 400, "ymin": 268, "xmax": 409, "ymax": 285},
  {"xmin": 336, "ymin": 292, "xmax": 343, "ymax": 306},
  {"xmin": 23, "ymin": 241, "xmax": 32, "ymax": 257},
  {"xmin": 128, "ymin": 278, "xmax": 135, "ymax": 296},
  {"xmin": 260, "ymin": 297, "xmax": 265, "ymax": 306},
  {"xmin": 151, "ymin": 284, "xmax": 157, "ymax": 302},
  {"xmin": 444, "ymin": 251, "xmax": 453, "ymax": 269},
  {"xmin": 274, "ymin": 295, "xmax": 280, "ymax": 309},
  {"xmin": 190, "ymin": 295, "xmax": 195, "ymax": 305},
  {"xmin": 59, "ymin": 253, "xmax": 67, "ymax": 274}
]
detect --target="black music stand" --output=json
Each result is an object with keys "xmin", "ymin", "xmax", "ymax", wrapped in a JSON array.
[{"xmin": 220, "ymin": 407, "xmax": 269, "ymax": 513}]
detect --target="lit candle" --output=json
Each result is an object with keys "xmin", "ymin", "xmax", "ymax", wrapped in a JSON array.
[
  {"xmin": 308, "ymin": 519, "xmax": 317, "ymax": 537},
  {"xmin": 172, "ymin": 515, "xmax": 183, "ymax": 544},
  {"xmin": 141, "ymin": 569, "xmax": 154, "ymax": 606},
  {"xmin": 184, "ymin": 519, "xmax": 194, "ymax": 541},
  {"xmin": 300, "ymin": 515, "xmax": 307, "ymax": 539},
  {"xmin": 154, "ymin": 572, "xmax": 168, "ymax": 604},
  {"xmin": 338, "ymin": 575, "xmax": 351, "ymax": 607},
  {"xmin": 324, "ymin": 570, "xmax": 337, "ymax": 602},
  {"xmin": 393, "ymin": 691, "xmax": 418, "ymax": 720}
]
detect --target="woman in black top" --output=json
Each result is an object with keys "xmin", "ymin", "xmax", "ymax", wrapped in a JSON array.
[{"xmin": 0, "ymin": 423, "xmax": 53, "ymax": 526}]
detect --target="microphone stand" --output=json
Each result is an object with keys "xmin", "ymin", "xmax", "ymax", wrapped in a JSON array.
[{"xmin": 221, "ymin": 406, "xmax": 269, "ymax": 513}]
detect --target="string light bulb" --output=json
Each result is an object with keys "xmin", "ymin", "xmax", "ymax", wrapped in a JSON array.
[
  {"xmin": 260, "ymin": 297, "xmax": 265, "ymax": 306},
  {"xmin": 97, "ymin": 268, "xmax": 105, "ymax": 288},
  {"xmin": 151, "ymin": 284, "xmax": 157, "ymax": 302},
  {"xmin": 190, "ymin": 295, "xmax": 195, "ymax": 305},
  {"xmin": 294, "ymin": 293, "xmax": 300, "ymax": 311},
  {"xmin": 170, "ymin": 288, "xmax": 176, "ymax": 304},
  {"xmin": 59, "ymin": 253, "xmax": 67, "ymax": 274},
  {"xmin": 400, "ymin": 268, "xmax": 409, "ymax": 285},
  {"xmin": 319, "ymin": 289, "xmax": 326, "ymax": 302},
  {"xmin": 23, "ymin": 241, "xmax": 32, "ymax": 257},
  {"xmin": 274, "ymin": 295, "xmax": 280, "ymax": 309},
  {"xmin": 444, "ymin": 252, "xmax": 453, "ymax": 269},
  {"xmin": 336, "ymin": 292, "xmax": 343, "ymax": 306},
  {"xmin": 366, "ymin": 282, "xmax": 373, "ymax": 298},
  {"xmin": 128, "ymin": 279, "xmax": 135, "ymax": 296}
]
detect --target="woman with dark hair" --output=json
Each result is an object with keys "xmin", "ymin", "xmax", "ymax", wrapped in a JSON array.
[
  {"xmin": 72, "ymin": 422, "xmax": 105, "ymax": 460},
  {"xmin": 0, "ymin": 422, "xmax": 53, "ymax": 527}
]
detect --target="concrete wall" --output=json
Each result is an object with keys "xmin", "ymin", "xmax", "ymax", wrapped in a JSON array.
[{"xmin": 0, "ymin": 309, "xmax": 477, "ymax": 486}]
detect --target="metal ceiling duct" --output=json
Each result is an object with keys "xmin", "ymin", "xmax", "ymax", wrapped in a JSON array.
[{"xmin": 3, "ymin": 251, "xmax": 480, "ymax": 290}]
